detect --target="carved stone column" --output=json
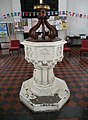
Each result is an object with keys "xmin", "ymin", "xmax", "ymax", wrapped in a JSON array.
[{"xmin": 20, "ymin": 39, "xmax": 70, "ymax": 112}]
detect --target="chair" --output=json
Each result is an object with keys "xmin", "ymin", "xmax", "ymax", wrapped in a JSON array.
[
  {"xmin": 80, "ymin": 40, "xmax": 88, "ymax": 57},
  {"xmin": 64, "ymin": 43, "xmax": 71, "ymax": 56},
  {"xmin": 9, "ymin": 40, "xmax": 20, "ymax": 55}
]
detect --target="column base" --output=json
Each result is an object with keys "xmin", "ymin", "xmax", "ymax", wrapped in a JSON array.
[{"xmin": 20, "ymin": 77, "xmax": 70, "ymax": 112}]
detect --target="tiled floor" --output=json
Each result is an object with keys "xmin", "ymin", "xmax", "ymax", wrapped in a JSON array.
[{"xmin": 0, "ymin": 47, "xmax": 88, "ymax": 120}]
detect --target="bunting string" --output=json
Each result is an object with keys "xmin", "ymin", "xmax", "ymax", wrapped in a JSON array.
[{"xmin": 0, "ymin": 11, "xmax": 88, "ymax": 21}]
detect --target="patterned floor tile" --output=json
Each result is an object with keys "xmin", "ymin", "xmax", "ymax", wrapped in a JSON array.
[{"xmin": 0, "ymin": 47, "xmax": 88, "ymax": 120}]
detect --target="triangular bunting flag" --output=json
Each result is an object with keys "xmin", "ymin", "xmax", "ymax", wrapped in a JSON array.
[
  {"xmin": 18, "ymin": 12, "xmax": 21, "ymax": 16},
  {"xmin": 33, "ymin": 12, "xmax": 36, "ymax": 16},
  {"xmin": 36, "ymin": 12, "xmax": 39, "ymax": 16},
  {"xmin": 11, "ymin": 13, "xmax": 13, "ymax": 17},
  {"xmin": 62, "ymin": 11, "xmax": 66, "ymax": 15},
  {"xmin": 14, "ymin": 12, "xmax": 17, "ymax": 16},
  {"xmin": 75, "ymin": 13, "xmax": 79, "ymax": 17},
  {"xmin": 25, "ymin": 12, "xmax": 28, "ymax": 16},
  {"xmin": 79, "ymin": 14, "xmax": 82, "ymax": 18},
  {"xmin": 29, "ymin": 12, "xmax": 31, "ymax": 16},
  {"xmin": 3, "ymin": 15, "xmax": 6, "ymax": 19},
  {"xmin": 7, "ymin": 14, "xmax": 10, "ymax": 18},
  {"xmin": 66, "ymin": 11, "xmax": 68, "ymax": 16},
  {"xmin": 83, "ymin": 15, "xmax": 86, "ymax": 19},
  {"xmin": 55, "ymin": 11, "xmax": 58, "ymax": 16},
  {"xmin": 47, "ymin": 11, "xmax": 50, "ymax": 16},
  {"xmin": 22, "ymin": 12, "xmax": 24, "ymax": 16},
  {"xmin": 51, "ymin": 11, "xmax": 54, "ymax": 16}
]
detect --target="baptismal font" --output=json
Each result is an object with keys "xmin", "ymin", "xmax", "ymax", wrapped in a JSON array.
[{"xmin": 20, "ymin": 0, "xmax": 70, "ymax": 112}]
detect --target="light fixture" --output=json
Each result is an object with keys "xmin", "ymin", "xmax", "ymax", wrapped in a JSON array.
[{"xmin": 34, "ymin": 3, "xmax": 50, "ymax": 11}]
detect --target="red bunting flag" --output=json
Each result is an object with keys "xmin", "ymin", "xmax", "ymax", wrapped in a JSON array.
[
  {"xmin": 71, "ymin": 12, "xmax": 75, "ymax": 16},
  {"xmin": 3, "ymin": 15, "xmax": 6, "ymax": 19},
  {"xmin": 25, "ymin": 12, "xmax": 28, "ymax": 16}
]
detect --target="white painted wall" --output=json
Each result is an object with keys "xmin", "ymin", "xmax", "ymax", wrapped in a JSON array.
[
  {"xmin": 0, "ymin": 0, "xmax": 14, "ymax": 23},
  {"xmin": 0, "ymin": 0, "xmax": 23, "ymax": 43},
  {"xmin": 1, "ymin": 0, "xmax": 88, "ymax": 43},
  {"xmin": 0, "ymin": 0, "xmax": 13, "ymax": 42},
  {"xmin": 11, "ymin": 0, "xmax": 24, "ymax": 41},
  {"xmin": 59, "ymin": 0, "xmax": 66, "ymax": 11},
  {"xmin": 58, "ymin": 0, "xmax": 67, "ymax": 39},
  {"xmin": 11, "ymin": 0, "xmax": 21, "ymax": 21},
  {"xmin": 0, "ymin": 0, "xmax": 67, "ymax": 42},
  {"xmin": 67, "ymin": 0, "xmax": 88, "ymax": 36}
]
